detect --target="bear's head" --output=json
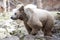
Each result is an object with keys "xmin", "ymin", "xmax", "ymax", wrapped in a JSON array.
[{"xmin": 11, "ymin": 4, "xmax": 26, "ymax": 20}]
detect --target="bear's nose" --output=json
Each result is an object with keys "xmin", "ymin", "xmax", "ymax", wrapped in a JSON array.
[{"xmin": 11, "ymin": 17, "xmax": 13, "ymax": 19}]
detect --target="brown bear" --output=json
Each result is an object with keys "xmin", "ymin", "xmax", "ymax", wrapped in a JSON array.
[{"xmin": 11, "ymin": 4, "xmax": 54, "ymax": 36}]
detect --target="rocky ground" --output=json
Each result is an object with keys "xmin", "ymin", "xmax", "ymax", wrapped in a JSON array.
[{"xmin": 0, "ymin": 12, "xmax": 60, "ymax": 40}]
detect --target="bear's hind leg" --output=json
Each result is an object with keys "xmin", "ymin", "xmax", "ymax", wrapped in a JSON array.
[
  {"xmin": 42, "ymin": 28, "xmax": 52, "ymax": 36},
  {"xmin": 42, "ymin": 18, "xmax": 54, "ymax": 36}
]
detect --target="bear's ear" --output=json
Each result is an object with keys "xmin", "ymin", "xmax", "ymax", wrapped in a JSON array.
[{"xmin": 19, "ymin": 6, "xmax": 24, "ymax": 11}]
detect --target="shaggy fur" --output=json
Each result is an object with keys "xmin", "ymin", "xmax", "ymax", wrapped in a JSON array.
[{"xmin": 11, "ymin": 4, "xmax": 54, "ymax": 36}]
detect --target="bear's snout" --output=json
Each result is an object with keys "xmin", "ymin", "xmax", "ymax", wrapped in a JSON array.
[{"xmin": 11, "ymin": 16, "xmax": 17, "ymax": 20}]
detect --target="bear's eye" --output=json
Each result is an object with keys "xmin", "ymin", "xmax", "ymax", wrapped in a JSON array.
[{"xmin": 15, "ymin": 13, "xmax": 16, "ymax": 15}]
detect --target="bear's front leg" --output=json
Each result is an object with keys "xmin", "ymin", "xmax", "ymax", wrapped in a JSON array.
[
  {"xmin": 24, "ymin": 22, "xmax": 32, "ymax": 34},
  {"xmin": 31, "ymin": 28, "xmax": 38, "ymax": 35}
]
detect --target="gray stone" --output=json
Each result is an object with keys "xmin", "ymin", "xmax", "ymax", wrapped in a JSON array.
[
  {"xmin": 24, "ymin": 35, "xmax": 35, "ymax": 40},
  {"xmin": 52, "ymin": 20, "xmax": 60, "ymax": 33},
  {"xmin": 24, "ymin": 35, "xmax": 46, "ymax": 40},
  {"xmin": 1, "ymin": 36, "xmax": 19, "ymax": 40},
  {"xmin": 45, "ymin": 36, "xmax": 60, "ymax": 40}
]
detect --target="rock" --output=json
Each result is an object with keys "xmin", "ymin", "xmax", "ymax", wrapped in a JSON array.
[
  {"xmin": 0, "ymin": 28, "xmax": 7, "ymax": 39},
  {"xmin": 54, "ymin": 20, "xmax": 60, "ymax": 29},
  {"xmin": 23, "ymin": 35, "xmax": 35, "ymax": 40},
  {"xmin": 35, "ymin": 30, "xmax": 44, "ymax": 38},
  {"xmin": 57, "ymin": 12, "xmax": 60, "ymax": 15},
  {"xmin": 1, "ymin": 36, "xmax": 19, "ymax": 40},
  {"xmin": 52, "ymin": 20, "xmax": 60, "ymax": 33},
  {"xmin": 23, "ymin": 30, "xmax": 45, "ymax": 40},
  {"xmin": 23, "ymin": 34, "xmax": 46, "ymax": 40},
  {"xmin": 55, "ymin": 13, "xmax": 60, "ymax": 20},
  {"xmin": 54, "ymin": 33, "xmax": 60, "ymax": 38},
  {"xmin": 45, "ymin": 35, "xmax": 60, "ymax": 40}
]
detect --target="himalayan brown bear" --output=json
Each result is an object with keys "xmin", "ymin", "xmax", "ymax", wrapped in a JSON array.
[{"xmin": 11, "ymin": 4, "xmax": 54, "ymax": 36}]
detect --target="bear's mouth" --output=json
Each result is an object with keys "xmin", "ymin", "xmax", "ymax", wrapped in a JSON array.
[{"xmin": 19, "ymin": 17, "xmax": 24, "ymax": 20}]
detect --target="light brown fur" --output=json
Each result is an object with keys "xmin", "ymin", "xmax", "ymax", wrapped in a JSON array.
[{"xmin": 11, "ymin": 4, "xmax": 54, "ymax": 36}]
